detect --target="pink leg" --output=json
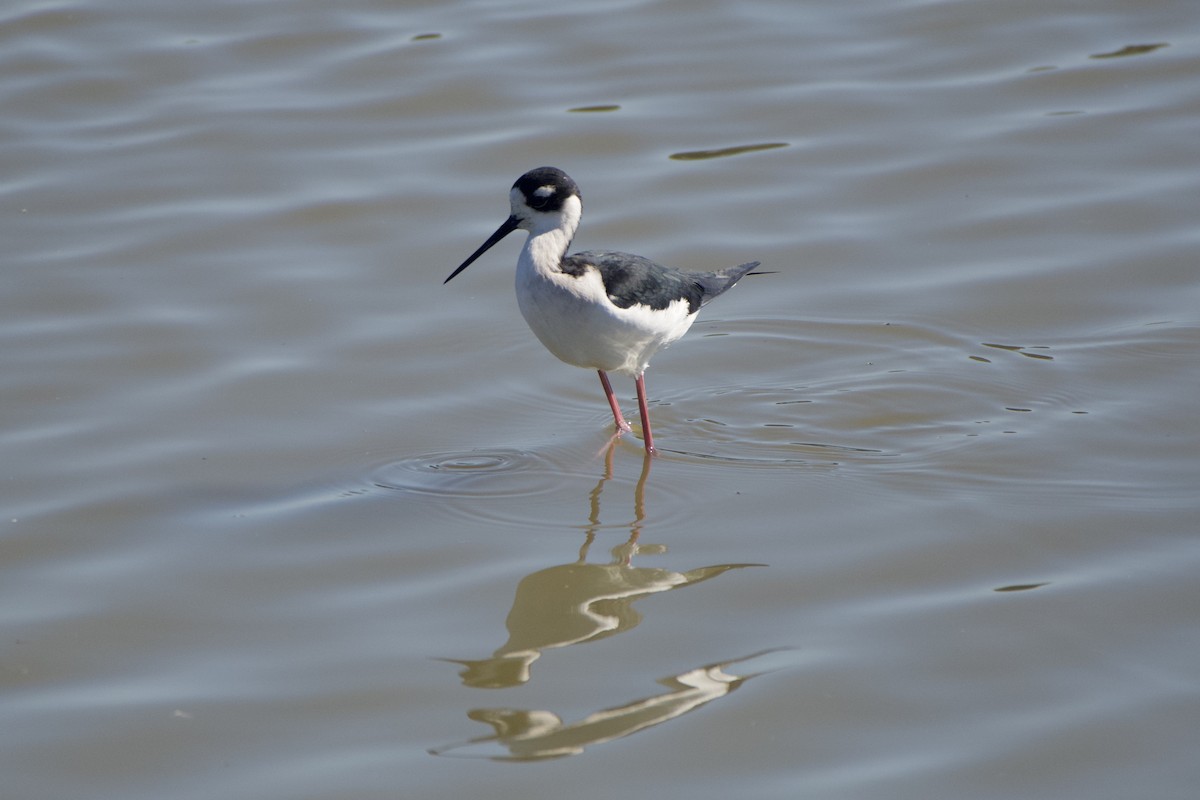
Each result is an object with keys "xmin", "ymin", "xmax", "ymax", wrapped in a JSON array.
[
  {"xmin": 598, "ymin": 370, "xmax": 633, "ymax": 433},
  {"xmin": 635, "ymin": 373, "xmax": 657, "ymax": 455}
]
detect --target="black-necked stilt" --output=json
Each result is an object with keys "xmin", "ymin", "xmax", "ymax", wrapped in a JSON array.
[{"xmin": 445, "ymin": 167, "xmax": 760, "ymax": 455}]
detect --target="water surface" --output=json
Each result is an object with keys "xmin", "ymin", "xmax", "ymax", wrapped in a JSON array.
[{"xmin": 3, "ymin": 0, "xmax": 1198, "ymax": 798}]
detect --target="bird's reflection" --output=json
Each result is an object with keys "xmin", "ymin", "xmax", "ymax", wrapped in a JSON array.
[
  {"xmin": 444, "ymin": 447, "xmax": 760, "ymax": 689},
  {"xmin": 430, "ymin": 649, "xmax": 787, "ymax": 761},
  {"xmin": 432, "ymin": 442, "xmax": 772, "ymax": 760}
]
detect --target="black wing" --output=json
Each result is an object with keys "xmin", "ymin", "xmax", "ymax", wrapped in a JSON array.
[{"xmin": 563, "ymin": 251, "xmax": 760, "ymax": 314}]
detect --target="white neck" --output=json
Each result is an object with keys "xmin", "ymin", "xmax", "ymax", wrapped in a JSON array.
[{"xmin": 522, "ymin": 194, "xmax": 581, "ymax": 276}]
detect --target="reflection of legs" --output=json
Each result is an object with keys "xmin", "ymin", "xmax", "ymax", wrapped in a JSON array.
[
  {"xmin": 635, "ymin": 373, "xmax": 656, "ymax": 455},
  {"xmin": 583, "ymin": 435, "xmax": 651, "ymax": 560},
  {"xmin": 598, "ymin": 370, "xmax": 633, "ymax": 432}
]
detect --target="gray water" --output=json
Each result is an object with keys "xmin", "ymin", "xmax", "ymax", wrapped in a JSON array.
[{"xmin": 3, "ymin": 1, "xmax": 1198, "ymax": 798}]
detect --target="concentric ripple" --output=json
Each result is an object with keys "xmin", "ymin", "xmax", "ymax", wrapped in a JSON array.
[
  {"xmin": 370, "ymin": 449, "xmax": 559, "ymax": 499},
  {"xmin": 364, "ymin": 446, "xmax": 705, "ymax": 529}
]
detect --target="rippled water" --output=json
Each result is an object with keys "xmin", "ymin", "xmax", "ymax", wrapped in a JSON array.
[{"xmin": 4, "ymin": 0, "xmax": 1198, "ymax": 798}]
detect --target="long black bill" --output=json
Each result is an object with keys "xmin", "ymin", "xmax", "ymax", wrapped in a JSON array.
[{"xmin": 444, "ymin": 215, "xmax": 520, "ymax": 284}]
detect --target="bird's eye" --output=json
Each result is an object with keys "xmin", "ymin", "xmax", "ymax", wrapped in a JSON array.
[{"xmin": 529, "ymin": 185, "xmax": 557, "ymax": 209}]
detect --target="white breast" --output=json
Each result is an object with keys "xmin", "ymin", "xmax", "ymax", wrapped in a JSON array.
[{"xmin": 515, "ymin": 251, "xmax": 696, "ymax": 377}]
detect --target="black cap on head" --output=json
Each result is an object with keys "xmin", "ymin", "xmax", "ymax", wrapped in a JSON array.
[{"xmin": 513, "ymin": 167, "xmax": 580, "ymax": 212}]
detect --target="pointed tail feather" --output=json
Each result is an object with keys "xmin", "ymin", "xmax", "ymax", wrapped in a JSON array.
[{"xmin": 696, "ymin": 260, "xmax": 764, "ymax": 305}]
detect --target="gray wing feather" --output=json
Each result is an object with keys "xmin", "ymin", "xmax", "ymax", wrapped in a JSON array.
[{"xmin": 563, "ymin": 251, "xmax": 761, "ymax": 314}]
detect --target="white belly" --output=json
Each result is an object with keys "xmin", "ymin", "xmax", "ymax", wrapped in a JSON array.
[{"xmin": 515, "ymin": 264, "xmax": 696, "ymax": 377}]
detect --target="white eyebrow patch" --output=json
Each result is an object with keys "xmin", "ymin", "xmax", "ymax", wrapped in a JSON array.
[{"xmin": 533, "ymin": 185, "xmax": 557, "ymax": 199}]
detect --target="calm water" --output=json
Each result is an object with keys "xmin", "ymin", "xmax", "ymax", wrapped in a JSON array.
[{"xmin": 3, "ymin": 0, "xmax": 1198, "ymax": 797}]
